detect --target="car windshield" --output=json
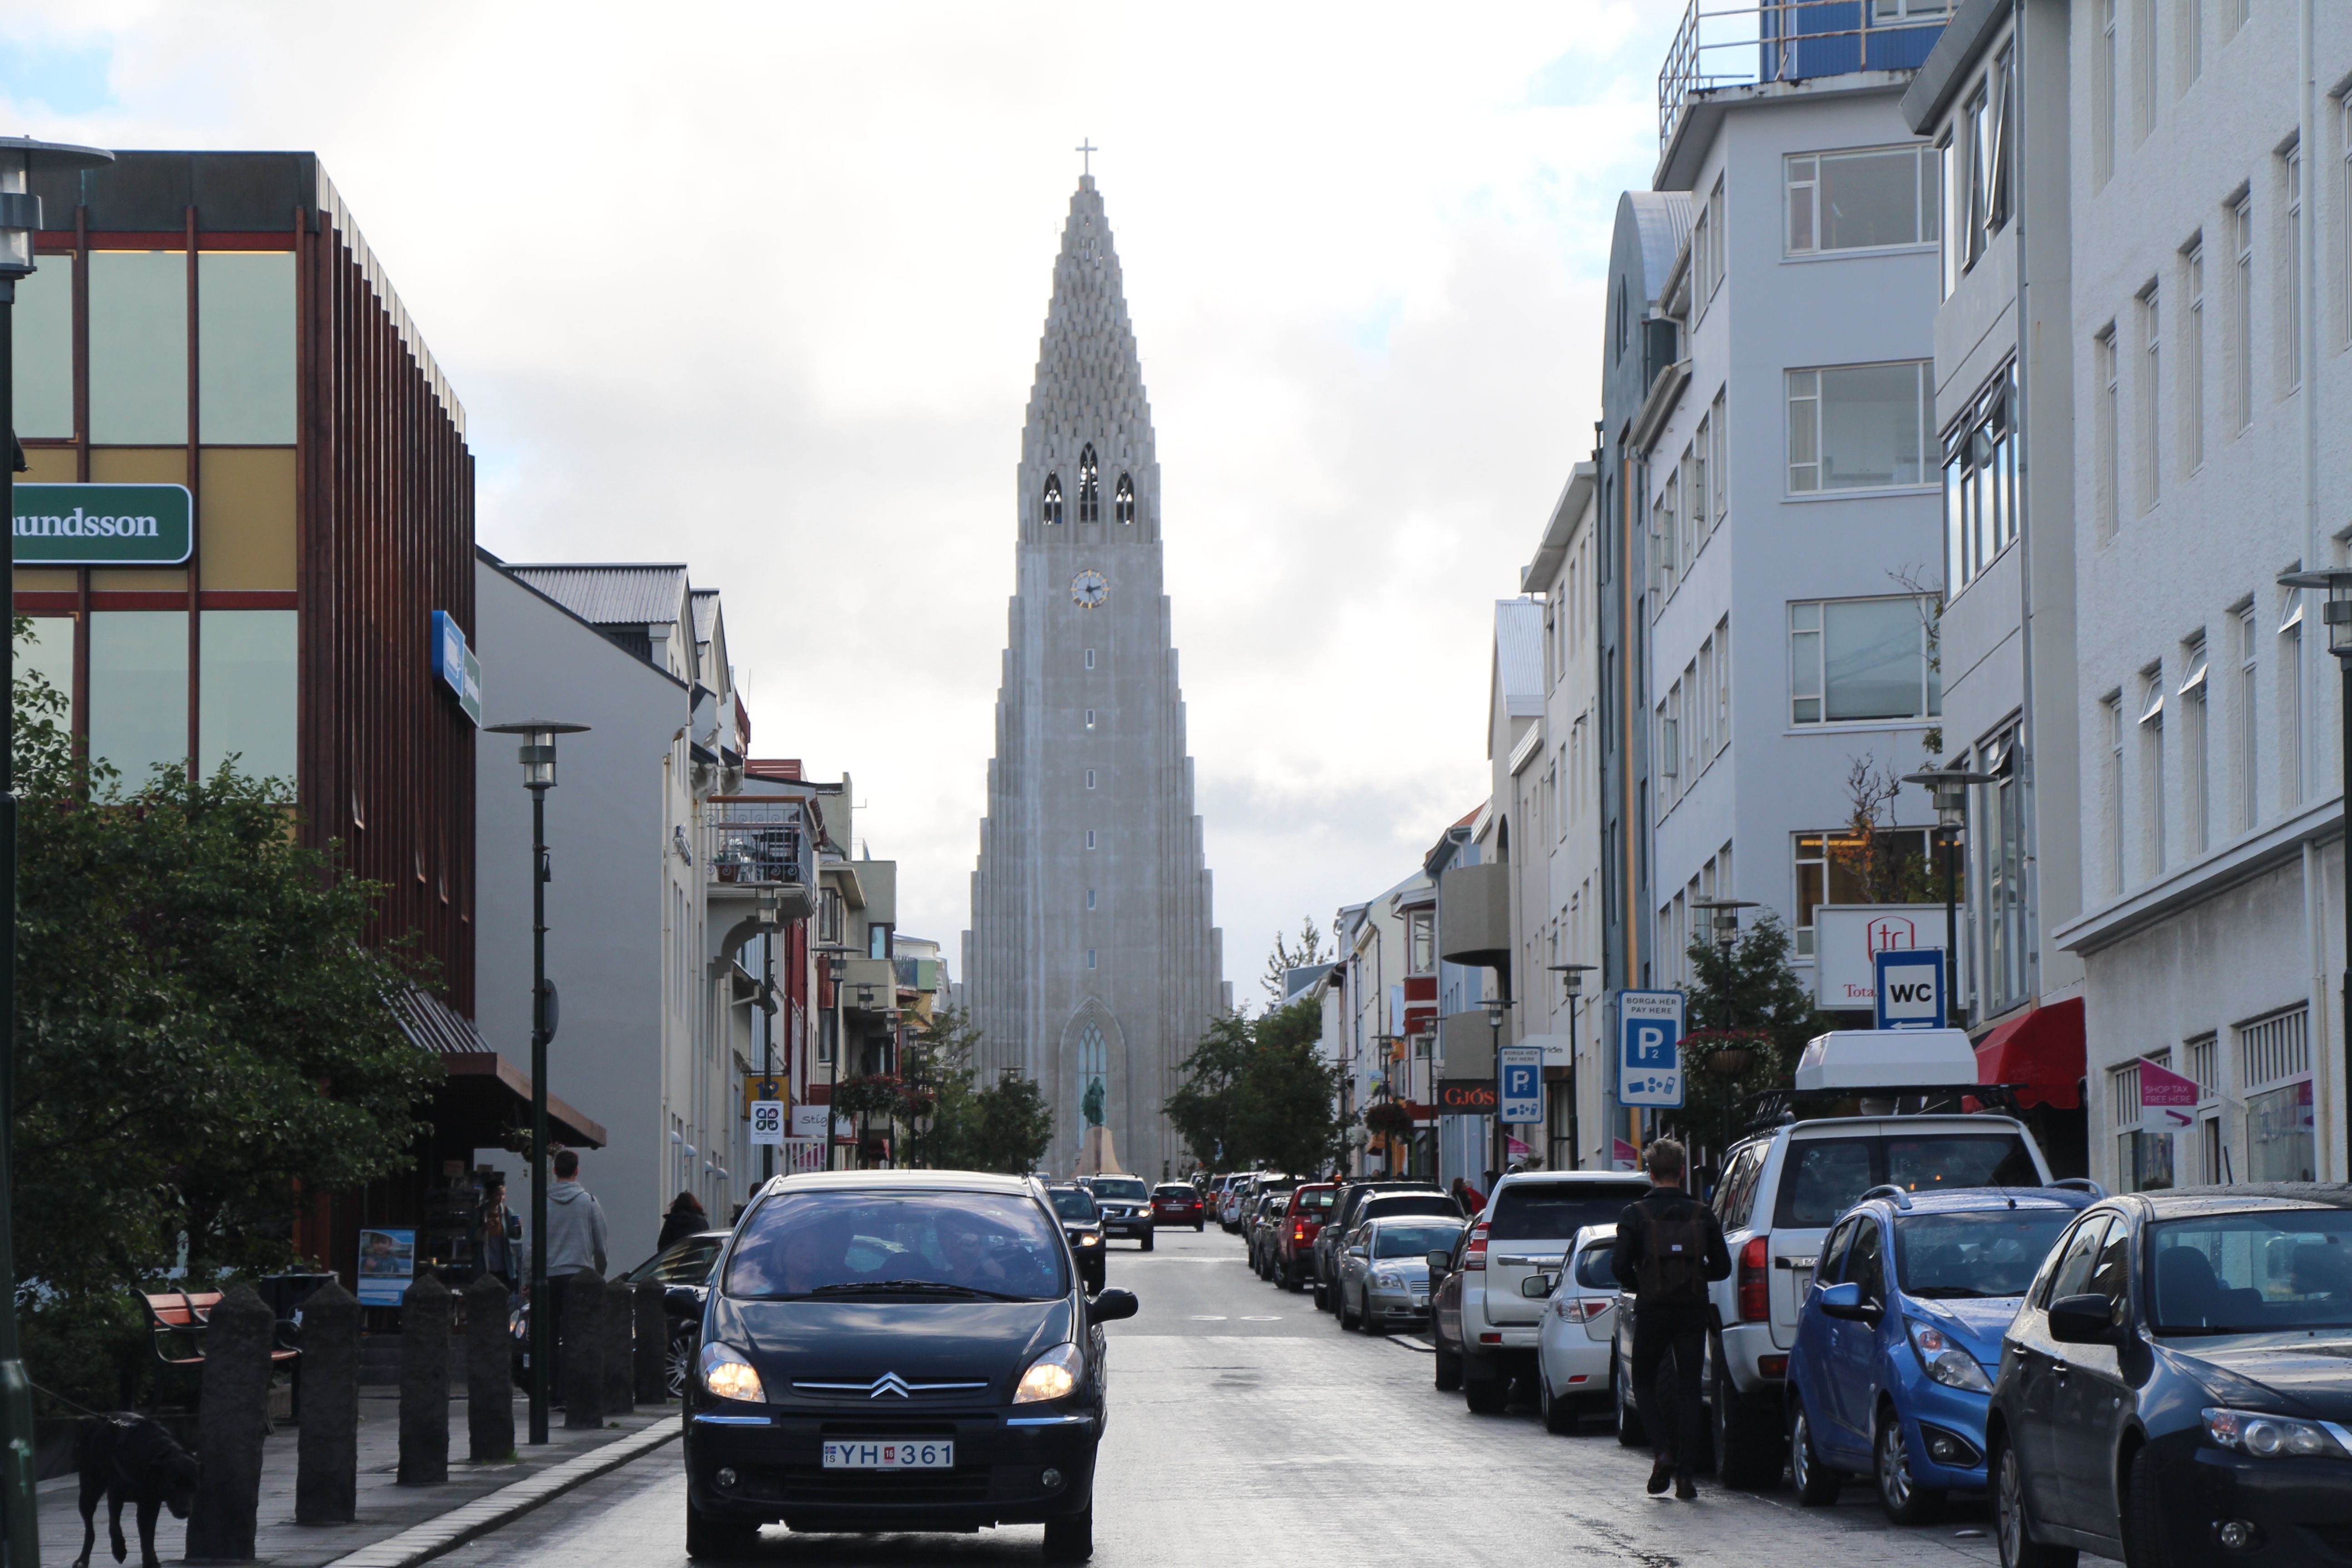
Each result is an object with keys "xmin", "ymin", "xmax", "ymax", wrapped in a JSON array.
[
  {"xmin": 1573, "ymin": 1241, "xmax": 1618, "ymax": 1290},
  {"xmin": 725, "ymin": 1190, "xmax": 1068, "ymax": 1301},
  {"xmin": 1090, "ymin": 1178, "xmax": 1149, "ymax": 1201},
  {"xmin": 1293, "ymin": 1189, "xmax": 1338, "ymax": 1214},
  {"xmin": 1774, "ymin": 1134, "xmax": 2039, "ymax": 1227},
  {"xmin": 1364, "ymin": 1196, "xmax": 1462, "ymax": 1223},
  {"xmin": 628, "ymin": 1235, "xmax": 723, "ymax": 1285},
  {"xmin": 1153, "ymin": 1185, "xmax": 1197, "ymax": 1200},
  {"xmin": 1894, "ymin": 1210, "xmax": 2074, "ymax": 1298},
  {"xmin": 1048, "ymin": 1189, "xmax": 1098, "ymax": 1221},
  {"xmin": 2148, "ymin": 1210, "xmax": 2352, "ymax": 1334},
  {"xmin": 1375, "ymin": 1221, "xmax": 1464, "ymax": 1259},
  {"xmin": 1489, "ymin": 1181, "xmax": 1650, "ymax": 1241}
]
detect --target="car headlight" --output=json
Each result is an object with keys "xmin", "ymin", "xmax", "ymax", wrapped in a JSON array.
[
  {"xmin": 2203, "ymin": 1407, "xmax": 2352, "ymax": 1459},
  {"xmin": 1077, "ymin": 1233, "xmax": 1102, "ymax": 1247},
  {"xmin": 1013, "ymin": 1343, "xmax": 1084, "ymax": 1404},
  {"xmin": 699, "ymin": 1343, "xmax": 765, "ymax": 1402},
  {"xmin": 1905, "ymin": 1319, "xmax": 1992, "ymax": 1394}
]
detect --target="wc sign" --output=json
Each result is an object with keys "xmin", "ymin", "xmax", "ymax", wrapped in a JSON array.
[{"xmin": 1872, "ymin": 948, "xmax": 1948, "ymax": 1030}]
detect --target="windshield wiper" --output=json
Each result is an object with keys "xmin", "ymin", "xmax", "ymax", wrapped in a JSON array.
[
  {"xmin": 808, "ymin": 1279, "xmax": 1028, "ymax": 1301},
  {"xmin": 1906, "ymin": 1286, "xmax": 1994, "ymax": 1299}
]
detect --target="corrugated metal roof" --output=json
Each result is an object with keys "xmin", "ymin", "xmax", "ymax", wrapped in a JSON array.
[
  {"xmin": 504, "ymin": 564, "xmax": 689, "ymax": 629},
  {"xmin": 1495, "ymin": 598, "xmax": 1544, "ymax": 716},
  {"xmin": 691, "ymin": 588, "xmax": 719, "ymax": 645},
  {"xmin": 1628, "ymin": 191, "xmax": 1693, "ymax": 308},
  {"xmin": 393, "ymin": 984, "xmax": 484, "ymax": 1055}
]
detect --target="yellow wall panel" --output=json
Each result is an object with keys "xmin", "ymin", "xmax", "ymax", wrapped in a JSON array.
[
  {"xmin": 20, "ymin": 447, "xmax": 74, "ymax": 483},
  {"xmin": 88, "ymin": 448, "xmax": 188, "ymax": 485},
  {"xmin": 12, "ymin": 569, "xmax": 76, "ymax": 591},
  {"xmin": 197, "ymin": 447, "xmax": 296, "ymax": 592},
  {"xmin": 92, "ymin": 568, "xmax": 189, "ymax": 591}
]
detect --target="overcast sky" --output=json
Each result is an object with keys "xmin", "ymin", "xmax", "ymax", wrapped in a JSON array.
[{"xmin": 5, "ymin": 0, "xmax": 1680, "ymax": 1003}]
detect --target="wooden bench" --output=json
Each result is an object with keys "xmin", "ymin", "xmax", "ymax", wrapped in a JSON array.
[{"xmin": 139, "ymin": 1291, "xmax": 303, "ymax": 1410}]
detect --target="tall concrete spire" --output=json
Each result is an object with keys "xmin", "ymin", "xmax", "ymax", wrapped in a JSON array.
[{"xmin": 962, "ymin": 178, "xmax": 1230, "ymax": 1180}]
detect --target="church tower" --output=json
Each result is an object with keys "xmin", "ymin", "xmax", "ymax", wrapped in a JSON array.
[{"xmin": 962, "ymin": 174, "xmax": 1230, "ymax": 1179}]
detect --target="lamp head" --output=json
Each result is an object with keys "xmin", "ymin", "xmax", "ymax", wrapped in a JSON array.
[
  {"xmin": 2279, "ymin": 568, "xmax": 2352, "ymax": 658},
  {"xmin": 1690, "ymin": 897, "xmax": 1759, "ymax": 951},
  {"xmin": 485, "ymin": 720, "xmax": 589, "ymax": 789},
  {"xmin": 1546, "ymin": 962, "xmax": 1595, "ymax": 999},
  {"xmin": 1901, "ymin": 769, "xmax": 1996, "ymax": 828},
  {"xmin": 0, "ymin": 137, "xmax": 110, "ymax": 281}
]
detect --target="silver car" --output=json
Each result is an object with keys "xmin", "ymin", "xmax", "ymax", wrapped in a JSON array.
[{"xmin": 1335, "ymin": 1215, "xmax": 1466, "ymax": 1332}]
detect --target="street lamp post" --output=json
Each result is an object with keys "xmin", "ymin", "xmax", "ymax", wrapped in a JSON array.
[
  {"xmin": 817, "ymin": 948, "xmax": 851, "ymax": 1171},
  {"xmin": 2279, "ymin": 568, "xmax": 2352, "ymax": 1178},
  {"xmin": 0, "ymin": 132, "xmax": 110, "ymax": 1568},
  {"xmin": 484, "ymin": 720, "xmax": 588, "ymax": 1447},
  {"xmin": 1481, "ymin": 994, "xmax": 1514, "ymax": 1178},
  {"xmin": 1546, "ymin": 963, "xmax": 1595, "ymax": 1171},
  {"xmin": 1903, "ymin": 769, "xmax": 1994, "ymax": 1028}
]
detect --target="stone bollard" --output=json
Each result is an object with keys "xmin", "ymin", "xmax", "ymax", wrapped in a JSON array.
[
  {"xmin": 560, "ymin": 1266, "xmax": 606, "ymax": 1429},
  {"xmin": 603, "ymin": 1276, "xmax": 635, "ymax": 1416},
  {"xmin": 632, "ymin": 1282, "xmax": 668, "ymax": 1404},
  {"xmin": 397, "ymin": 1271, "xmax": 451, "ymax": 1485},
  {"xmin": 465, "ymin": 1274, "xmax": 515, "ymax": 1462},
  {"xmin": 295, "ymin": 1278, "xmax": 359, "ymax": 1524},
  {"xmin": 186, "ymin": 1284, "xmax": 273, "ymax": 1560}
]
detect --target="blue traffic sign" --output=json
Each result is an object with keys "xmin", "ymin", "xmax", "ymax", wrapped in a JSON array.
[
  {"xmin": 1498, "ymin": 1045, "xmax": 1543, "ymax": 1125},
  {"xmin": 1617, "ymin": 990, "xmax": 1686, "ymax": 1108},
  {"xmin": 1872, "ymin": 947, "xmax": 1947, "ymax": 1030}
]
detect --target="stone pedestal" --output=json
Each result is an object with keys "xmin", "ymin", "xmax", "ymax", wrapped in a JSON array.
[
  {"xmin": 602, "ymin": 1276, "xmax": 634, "ymax": 1415},
  {"xmin": 396, "ymin": 1272, "xmax": 450, "ymax": 1485},
  {"xmin": 465, "ymin": 1274, "xmax": 514, "ymax": 1462},
  {"xmin": 560, "ymin": 1267, "xmax": 606, "ymax": 1430},
  {"xmin": 295, "ymin": 1278, "xmax": 358, "ymax": 1525},
  {"xmin": 186, "ymin": 1285, "xmax": 273, "ymax": 1560},
  {"xmin": 632, "ymin": 1283, "xmax": 668, "ymax": 1403},
  {"xmin": 1078, "ymin": 1124, "xmax": 1120, "ymax": 1176}
]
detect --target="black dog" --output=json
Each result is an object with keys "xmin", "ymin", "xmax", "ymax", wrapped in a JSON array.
[{"xmin": 72, "ymin": 1414, "xmax": 201, "ymax": 1568}]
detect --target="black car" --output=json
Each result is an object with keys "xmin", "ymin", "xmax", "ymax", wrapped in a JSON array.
[
  {"xmin": 1987, "ymin": 1184, "xmax": 2352, "ymax": 1568},
  {"xmin": 1046, "ymin": 1185, "xmax": 1108, "ymax": 1294},
  {"xmin": 1079, "ymin": 1175, "xmax": 1155, "ymax": 1250},
  {"xmin": 684, "ymin": 1171, "xmax": 1137, "ymax": 1561}
]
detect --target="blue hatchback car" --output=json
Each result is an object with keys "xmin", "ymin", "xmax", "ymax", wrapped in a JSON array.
[{"xmin": 1787, "ymin": 1182, "xmax": 2098, "ymax": 1524}]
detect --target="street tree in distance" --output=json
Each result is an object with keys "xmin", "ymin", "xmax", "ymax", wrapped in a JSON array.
[
  {"xmin": 1667, "ymin": 913, "xmax": 1824, "ymax": 1159},
  {"xmin": 1259, "ymin": 917, "xmax": 1331, "ymax": 1004},
  {"xmin": 1164, "ymin": 998, "xmax": 1344, "ymax": 1175}
]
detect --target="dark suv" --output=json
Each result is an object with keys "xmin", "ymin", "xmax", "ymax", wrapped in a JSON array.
[{"xmin": 684, "ymin": 1170, "xmax": 1138, "ymax": 1561}]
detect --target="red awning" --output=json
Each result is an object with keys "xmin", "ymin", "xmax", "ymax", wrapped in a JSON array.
[{"xmin": 1975, "ymin": 997, "xmax": 2085, "ymax": 1111}]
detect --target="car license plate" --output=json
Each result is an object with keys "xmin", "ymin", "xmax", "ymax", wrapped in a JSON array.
[{"xmin": 821, "ymin": 1440, "xmax": 954, "ymax": 1470}]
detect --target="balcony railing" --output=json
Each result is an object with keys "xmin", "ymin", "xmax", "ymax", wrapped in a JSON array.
[
  {"xmin": 1660, "ymin": 0, "xmax": 1948, "ymax": 153},
  {"xmin": 706, "ymin": 799, "xmax": 812, "ymax": 888}
]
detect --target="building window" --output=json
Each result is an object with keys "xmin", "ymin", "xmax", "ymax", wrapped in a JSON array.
[
  {"xmin": 2342, "ymin": 98, "xmax": 2352, "ymax": 348},
  {"xmin": 1693, "ymin": 175, "xmax": 1725, "ymax": 311},
  {"xmin": 1407, "ymin": 908, "xmax": 1435, "ymax": 975},
  {"xmin": 1085, "ymin": 829, "xmax": 1097, "ymax": 849},
  {"xmin": 2240, "ymin": 1007, "xmax": 2313, "ymax": 1181},
  {"xmin": 89, "ymin": 610, "xmax": 189, "ymax": 781},
  {"xmin": 2094, "ymin": 0, "xmax": 2117, "ymax": 187},
  {"xmin": 1709, "ymin": 389, "xmax": 1728, "ymax": 520},
  {"xmin": 2280, "ymin": 593, "xmax": 2304, "ymax": 809},
  {"xmin": 90, "ymin": 250, "xmax": 189, "ymax": 444},
  {"xmin": 197, "ymin": 609, "xmax": 298, "ymax": 782},
  {"xmin": 1077, "ymin": 445, "xmax": 1100, "ymax": 523},
  {"xmin": 819, "ymin": 887, "xmax": 844, "ymax": 945},
  {"xmin": 1085, "ymin": 948, "xmax": 1098, "ymax": 971},
  {"xmin": 2138, "ymin": 665, "xmax": 2166, "ymax": 877},
  {"xmin": 1953, "ymin": 59, "xmax": 2012, "ymax": 275},
  {"xmin": 1085, "ymin": 769, "xmax": 1097, "ymax": 789},
  {"xmin": 2284, "ymin": 146, "xmax": 2305, "ymax": 392},
  {"xmin": 2111, "ymin": 1056, "xmax": 2176, "ymax": 1192},
  {"xmin": 1785, "ymin": 145, "xmax": 1938, "ymax": 256},
  {"xmin": 1788, "ymin": 596, "xmax": 1940, "ymax": 725},
  {"xmin": 1690, "ymin": 417, "xmax": 1709, "ymax": 555},
  {"xmin": 1083, "ymin": 647, "xmax": 1095, "ymax": 671},
  {"xmin": 1714, "ymin": 616, "xmax": 1731, "ymax": 748},
  {"xmin": 2180, "ymin": 634, "xmax": 2209, "ymax": 856},
  {"xmin": 1084, "ymin": 708, "xmax": 1096, "ymax": 729},
  {"xmin": 2137, "ymin": 284, "xmax": 2161, "ymax": 513},
  {"xmin": 2178, "ymin": 0, "xmax": 2202, "ymax": 89},
  {"xmin": 2132, "ymin": 0, "xmax": 2156, "ymax": 145},
  {"xmin": 2186, "ymin": 1030, "xmax": 2221, "ymax": 1183},
  {"xmin": 1042, "ymin": 472, "xmax": 1064, "ymax": 525},
  {"xmin": 1697, "ymin": 638, "xmax": 1715, "ymax": 760},
  {"xmin": 1086, "ymin": 888, "xmax": 1096, "ymax": 911},
  {"xmin": 2102, "ymin": 692, "xmax": 2126, "ymax": 896},
  {"xmin": 1792, "ymin": 827, "xmax": 1932, "ymax": 958},
  {"xmin": 2184, "ymin": 241, "xmax": 2206, "ymax": 470},
  {"xmin": 1114, "ymin": 472, "xmax": 1134, "ymax": 524},
  {"xmin": 1785, "ymin": 362, "xmax": 1932, "ymax": 493},
  {"xmin": 1943, "ymin": 358, "xmax": 2019, "ymax": 592},
  {"xmin": 2230, "ymin": 194, "xmax": 2254, "ymax": 432},
  {"xmin": 2233, "ymin": 603, "xmax": 2258, "ymax": 833},
  {"xmin": 2095, "ymin": 326, "xmax": 2120, "ymax": 540},
  {"xmin": 15, "ymin": 257, "xmax": 72, "ymax": 438},
  {"xmin": 1980, "ymin": 730, "xmax": 2029, "ymax": 1012},
  {"xmin": 198, "ymin": 251, "xmax": 296, "ymax": 444}
]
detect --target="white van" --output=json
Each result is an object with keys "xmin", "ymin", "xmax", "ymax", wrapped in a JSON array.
[{"xmin": 1454, "ymin": 1170, "xmax": 1652, "ymax": 1414}]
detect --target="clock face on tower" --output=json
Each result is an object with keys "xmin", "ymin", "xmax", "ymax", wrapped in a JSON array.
[{"xmin": 1070, "ymin": 568, "xmax": 1108, "ymax": 610}]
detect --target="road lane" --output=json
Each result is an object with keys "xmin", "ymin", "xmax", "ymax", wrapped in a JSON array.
[{"xmin": 438, "ymin": 1223, "xmax": 2003, "ymax": 1566}]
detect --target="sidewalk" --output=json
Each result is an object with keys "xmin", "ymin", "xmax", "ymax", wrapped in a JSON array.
[{"xmin": 37, "ymin": 1391, "xmax": 678, "ymax": 1568}]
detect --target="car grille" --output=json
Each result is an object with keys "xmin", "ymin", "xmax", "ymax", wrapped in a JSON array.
[
  {"xmin": 729, "ymin": 1459, "xmax": 1058, "ymax": 1509},
  {"xmin": 789, "ymin": 1377, "xmax": 994, "ymax": 1402}
]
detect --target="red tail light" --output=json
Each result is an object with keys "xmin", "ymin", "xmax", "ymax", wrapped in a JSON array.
[
  {"xmin": 1574, "ymin": 1298, "xmax": 1611, "ymax": 1322},
  {"xmin": 1737, "ymin": 1236, "xmax": 1770, "ymax": 1322},
  {"xmin": 1463, "ymin": 1221, "xmax": 1490, "ymax": 1272},
  {"xmin": 1292, "ymin": 1223, "xmax": 1308, "ymax": 1240}
]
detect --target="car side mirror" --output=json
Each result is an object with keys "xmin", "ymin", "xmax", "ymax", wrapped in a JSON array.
[
  {"xmin": 1091, "ymin": 1288, "xmax": 1140, "ymax": 1323},
  {"xmin": 662, "ymin": 1285, "xmax": 703, "ymax": 1319},
  {"xmin": 1817, "ymin": 1280, "xmax": 1874, "ymax": 1323},
  {"xmin": 1426, "ymin": 1250, "xmax": 1452, "ymax": 1273},
  {"xmin": 2047, "ymin": 1293, "xmax": 2121, "ymax": 1345},
  {"xmin": 1346, "ymin": 1245, "xmax": 1368, "ymax": 1258},
  {"xmin": 1519, "ymin": 1273, "xmax": 1557, "ymax": 1299}
]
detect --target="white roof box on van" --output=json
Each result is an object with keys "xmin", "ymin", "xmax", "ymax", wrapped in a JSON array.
[{"xmin": 1793, "ymin": 1029, "xmax": 1980, "ymax": 1092}]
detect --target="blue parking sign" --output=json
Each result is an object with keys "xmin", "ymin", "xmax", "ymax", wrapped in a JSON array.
[
  {"xmin": 1617, "ymin": 989, "xmax": 1686, "ymax": 1108},
  {"xmin": 1498, "ymin": 1045, "xmax": 1543, "ymax": 1125}
]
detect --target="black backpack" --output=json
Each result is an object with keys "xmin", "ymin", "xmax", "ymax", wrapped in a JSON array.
[{"xmin": 1632, "ymin": 1196, "xmax": 1711, "ymax": 1305}]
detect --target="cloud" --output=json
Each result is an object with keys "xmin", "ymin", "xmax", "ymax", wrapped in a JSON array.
[{"xmin": 10, "ymin": 0, "xmax": 1680, "ymax": 987}]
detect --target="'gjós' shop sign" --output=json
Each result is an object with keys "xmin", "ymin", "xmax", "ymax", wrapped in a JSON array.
[{"xmin": 12, "ymin": 484, "xmax": 193, "ymax": 565}]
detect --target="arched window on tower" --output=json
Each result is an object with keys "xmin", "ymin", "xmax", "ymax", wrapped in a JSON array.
[
  {"xmin": 1114, "ymin": 473, "xmax": 1134, "ymax": 525},
  {"xmin": 1041, "ymin": 473, "xmax": 1063, "ymax": 526},
  {"xmin": 1078, "ymin": 445, "xmax": 1100, "ymax": 523}
]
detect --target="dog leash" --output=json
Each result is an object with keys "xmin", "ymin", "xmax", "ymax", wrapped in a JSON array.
[{"xmin": 31, "ymin": 1383, "xmax": 108, "ymax": 1419}]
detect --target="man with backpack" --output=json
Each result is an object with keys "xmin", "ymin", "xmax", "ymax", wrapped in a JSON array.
[{"xmin": 1608, "ymin": 1138, "xmax": 1731, "ymax": 1500}]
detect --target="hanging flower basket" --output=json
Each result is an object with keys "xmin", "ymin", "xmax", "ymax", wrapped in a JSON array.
[
  {"xmin": 831, "ymin": 1073, "xmax": 905, "ymax": 1119},
  {"xmin": 1683, "ymin": 1028, "xmax": 1773, "ymax": 1081},
  {"xmin": 1363, "ymin": 1101, "xmax": 1415, "ymax": 1139}
]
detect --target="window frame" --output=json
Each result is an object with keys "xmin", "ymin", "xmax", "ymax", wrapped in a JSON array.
[
  {"xmin": 1784, "ymin": 144, "xmax": 1940, "ymax": 259},
  {"xmin": 1787, "ymin": 594, "xmax": 1943, "ymax": 728},
  {"xmin": 1784, "ymin": 360, "xmax": 1936, "ymax": 497}
]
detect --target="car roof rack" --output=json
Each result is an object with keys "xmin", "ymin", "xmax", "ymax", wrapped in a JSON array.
[
  {"xmin": 1857, "ymin": 1183, "xmax": 1914, "ymax": 1210},
  {"xmin": 1738, "ymin": 1082, "xmax": 2023, "ymax": 1134}
]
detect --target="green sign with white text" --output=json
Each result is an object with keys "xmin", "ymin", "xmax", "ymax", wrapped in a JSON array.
[{"xmin": 12, "ymin": 484, "xmax": 194, "ymax": 566}]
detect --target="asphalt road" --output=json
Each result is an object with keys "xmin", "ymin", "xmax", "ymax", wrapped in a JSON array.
[{"xmin": 441, "ymin": 1225, "xmax": 2009, "ymax": 1566}]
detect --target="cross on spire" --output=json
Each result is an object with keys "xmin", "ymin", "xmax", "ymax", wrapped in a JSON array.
[{"xmin": 1076, "ymin": 138, "xmax": 1098, "ymax": 177}]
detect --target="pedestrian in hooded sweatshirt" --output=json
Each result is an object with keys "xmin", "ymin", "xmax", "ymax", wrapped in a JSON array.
[
  {"xmin": 658, "ymin": 1191, "xmax": 708, "ymax": 1252},
  {"xmin": 1609, "ymin": 1138, "xmax": 1731, "ymax": 1501},
  {"xmin": 539, "ymin": 1148, "xmax": 609, "ymax": 1392}
]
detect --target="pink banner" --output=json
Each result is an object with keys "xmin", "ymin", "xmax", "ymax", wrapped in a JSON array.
[{"xmin": 2137, "ymin": 1056, "xmax": 2198, "ymax": 1135}]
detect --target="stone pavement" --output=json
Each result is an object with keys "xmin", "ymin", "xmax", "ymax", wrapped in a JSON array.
[{"xmin": 36, "ymin": 1388, "xmax": 676, "ymax": 1568}]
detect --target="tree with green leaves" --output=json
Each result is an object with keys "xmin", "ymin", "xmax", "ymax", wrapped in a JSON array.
[
  {"xmin": 1666, "ymin": 912, "xmax": 1824, "ymax": 1156},
  {"xmin": 1163, "ymin": 998, "xmax": 1344, "ymax": 1174},
  {"xmin": 1259, "ymin": 917, "xmax": 1331, "ymax": 1004},
  {"xmin": 9, "ymin": 619, "xmax": 441, "ymax": 1405},
  {"xmin": 898, "ymin": 1005, "xmax": 1054, "ymax": 1174}
]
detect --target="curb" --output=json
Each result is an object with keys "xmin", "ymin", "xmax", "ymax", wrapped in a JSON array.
[{"xmin": 323, "ymin": 1421, "xmax": 680, "ymax": 1568}]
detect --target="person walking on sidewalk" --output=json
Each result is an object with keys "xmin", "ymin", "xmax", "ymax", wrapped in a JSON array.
[
  {"xmin": 658, "ymin": 1191, "xmax": 708, "ymax": 1251},
  {"xmin": 1608, "ymin": 1139, "xmax": 1730, "ymax": 1501},
  {"xmin": 539, "ymin": 1148, "xmax": 610, "ymax": 1393}
]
